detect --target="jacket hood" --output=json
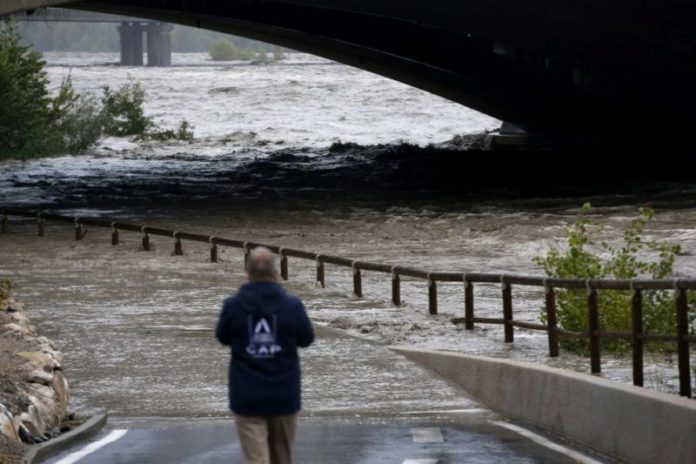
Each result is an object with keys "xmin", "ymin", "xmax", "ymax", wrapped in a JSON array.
[{"xmin": 237, "ymin": 281, "xmax": 285, "ymax": 316}]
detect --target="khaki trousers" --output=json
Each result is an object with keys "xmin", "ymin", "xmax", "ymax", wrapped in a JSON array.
[{"xmin": 234, "ymin": 414, "xmax": 297, "ymax": 464}]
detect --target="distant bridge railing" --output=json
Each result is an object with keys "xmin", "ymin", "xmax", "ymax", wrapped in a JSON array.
[{"xmin": 1, "ymin": 208, "xmax": 694, "ymax": 398}]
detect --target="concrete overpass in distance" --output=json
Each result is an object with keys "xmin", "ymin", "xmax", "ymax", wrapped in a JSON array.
[
  {"xmin": 3, "ymin": 0, "xmax": 696, "ymax": 151},
  {"xmin": 14, "ymin": 8, "xmax": 173, "ymax": 66}
]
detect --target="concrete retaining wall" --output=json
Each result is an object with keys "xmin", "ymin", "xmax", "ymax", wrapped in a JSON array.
[{"xmin": 392, "ymin": 347, "xmax": 696, "ymax": 463}]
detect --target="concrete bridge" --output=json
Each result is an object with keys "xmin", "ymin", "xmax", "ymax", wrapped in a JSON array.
[
  {"xmin": 14, "ymin": 8, "xmax": 172, "ymax": 66},
  {"xmin": 3, "ymin": 0, "xmax": 696, "ymax": 149}
]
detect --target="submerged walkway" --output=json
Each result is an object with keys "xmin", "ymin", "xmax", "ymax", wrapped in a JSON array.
[
  {"xmin": 43, "ymin": 329, "xmax": 601, "ymax": 464},
  {"xmin": 2, "ymin": 222, "xmax": 604, "ymax": 463}
]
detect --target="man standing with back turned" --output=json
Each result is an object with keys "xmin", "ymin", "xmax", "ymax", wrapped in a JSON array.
[{"xmin": 216, "ymin": 247, "xmax": 315, "ymax": 464}]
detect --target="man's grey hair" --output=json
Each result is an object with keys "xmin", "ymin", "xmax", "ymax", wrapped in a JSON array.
[{"xmin": 247, "ymin": 247, "xmax": 278, "ymax": 280}]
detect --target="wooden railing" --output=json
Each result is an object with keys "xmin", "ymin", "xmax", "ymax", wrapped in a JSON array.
[{"xmin": 2, "ymin": 208, "xmax": 694, "ymax": 397}]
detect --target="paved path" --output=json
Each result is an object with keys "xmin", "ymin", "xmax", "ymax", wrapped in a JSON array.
[
  {"xmin": 42, "ymin": 328, "xmax": 605, "ymax": 464},
  {"xmin": 46, "ymin": 415, "xmax": 603, "ymax": 464},
  {"xmin": 11, "ymin": 280, "xmax": 603, "ymax": 464}
]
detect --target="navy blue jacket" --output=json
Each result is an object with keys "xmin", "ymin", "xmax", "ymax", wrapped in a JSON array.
[{"xmin": 216, "ymin": 281, "xmax": 314, "ymax": 416}]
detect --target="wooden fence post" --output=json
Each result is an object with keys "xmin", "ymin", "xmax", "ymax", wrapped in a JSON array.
[
  {"xmin": 74, "ymin": 218, "xmax": 85, "ymax": 240},
  {"xmin": 631, "ymin": 285, "xmax": 644, "ymax": 387},
  {"xmin": 428, "ymin": 274, "xmax": 437, "ymax": 315},
  {"xmin": 316, "ymin": 257, "xmax": 325, "ymax": 288},
  {"xmin": 210, "ymin": 237, "xmax": 218, "ymax": 263},
  {"xmin": 280, "ymin": 249, "xmax": 288, "ymax": 280},
  {"xmin": 141, "ymin": 227, "xmax": 150, "ymax": 251},
  {"xmin": 587, "ymin": 283, "xmax": 601, "ymax": 373},
  {"xmin": 502, "ymin": 277, "xmax": 513, "ymax": 342},
  {"xmin": 391, "ymin": 270, "xmax": 400, "ymax": 306},
  {"xmin": 173, "ymin": 232, "xmax": 183, "ymax": 256},
  {"xmin": 111, "ymin": 222, "xmax": 119, "ymax": 245},
  {"xmin": 545, "ymin": 284, "xmax": 559, "ymax": 357},
  {"xmin": 675, "ymin": 285, "xmax": 692, "ymax": 397},
  {"xmin": 464, "ymin": 276, "xmax": 474, "ymax": 330},
  {"xmin": 352, "ymin": 264, "xmax": 362, "ymax": 298}
]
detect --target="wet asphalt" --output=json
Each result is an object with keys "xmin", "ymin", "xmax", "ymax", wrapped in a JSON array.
[
  {"xmin": 41, "ymin": 329, "xmax": 604, "ymax": 464},
  {"xmin": 44, "ymin": 416, "xmax": 595, "ymax": 464}
]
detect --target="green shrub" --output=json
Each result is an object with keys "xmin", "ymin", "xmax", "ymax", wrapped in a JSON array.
[
  {"xmin": 0, "ymin": 19, "xmax": 63, "ymax": 158},
  {"xmin": 534, "ymin": 204, "xmax": 693, "ymax": 353},
  {"xmin": 100, "ymin": 81, "xmax": 196, "ymax": 142},
  {"xmin": 137, "ymin": 119, "xmax": 195, "ymax": 142},
  {"xmin": 209, "ymin": 40, "xmax": 253, "ymax": 61},
  {"xmin": 0, "ymin": 21, "xmax": 193, "ymax": 159},
  {"xmin": 52, "ymin": 76, "xmax": 104, "ymax": 153},
  {"xmin": 100, "ymin": 80, "xmax": 154, "ymax": 136},
  {"xmin": 0, "ymin": 279, "xmax": 12, "ymax": 302},
  {"xmin": 176, "ymin": 119, "xmax": 194, "ymax": 141}
]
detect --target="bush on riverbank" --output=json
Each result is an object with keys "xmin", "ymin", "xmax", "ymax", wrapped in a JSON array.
[
  {"xmin": 0, "ymin": 279, "xmax": 12, "ymax": 302},
  {"xmin": 137, "ymin": 119, "xmax": 194, "ymax": 142},
  {"xmin": 534, "ymin": 204, "xmax": 693, "ymax": 353},
  {"xmin": 99, "ymin": 79, "xmax": 194, "ymax": 142},
  {"xmin": 0, "ymin": 20, "xmax": 106, "ymax": 158},
  {"xmin": 101, "ymin": 81, "xmax": 153, "ymax": 136},
  {"xmin": 51, "ymin": 76, "xmax": 106, "ymax": 154},
  {"xmin": 0, "ymin": 20, "xmax": 65, "ymax": 159},
  {"xmin": 209, "ymin": 40, "xmax": 254, "ymax": 61},
  {"xmin": 0, "ymin": 20, "xmax": 194, "ymax": 160},
  {"xmin": 209, "ymin": 39, "xmax": 287, "ymax": 63}
]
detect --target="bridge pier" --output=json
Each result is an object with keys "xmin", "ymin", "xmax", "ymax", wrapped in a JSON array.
[
  {"xmin": 118, "ymin": 22, "xmax": 144, "ymax": 66},
  {"xmin": 118, "ymin": 22, "xmax": 172, "ymax": 66},
  {"xmin": 146, "ymin": 23, "xmax": 173, "ymax": 67}
]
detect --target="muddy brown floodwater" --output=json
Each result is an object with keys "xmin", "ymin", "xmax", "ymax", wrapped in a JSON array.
[
  {"xmin": 2, "ymin": 51, "xmax": 695, "ymax": 416},
  {"xmin": 1, "ymin": 223, "xmax": 478, "ymax": 417},
  {"xmin": 2, "ymin": 202, "xmax": 696, "ymax": 416}
]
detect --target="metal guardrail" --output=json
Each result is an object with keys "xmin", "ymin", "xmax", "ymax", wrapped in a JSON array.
[{"xmin": 1, "ymin": 208, "xmax": 694, "ymax": 398}]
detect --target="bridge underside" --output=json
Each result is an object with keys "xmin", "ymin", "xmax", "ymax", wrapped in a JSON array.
[{"xmin": 4, "ymin": 0, "xmax": 696, "ymax": 150}]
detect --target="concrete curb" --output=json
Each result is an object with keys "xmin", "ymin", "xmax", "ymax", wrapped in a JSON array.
[
  {"xmin": 391, "ymin": 346, "xmax": 696, "ymax": 464},
  {"xmin": 23, "ymin": 411, "xmax": 108, "ymax": 464}
]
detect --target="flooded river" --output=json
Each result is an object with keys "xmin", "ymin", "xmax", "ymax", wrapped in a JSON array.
[{"xmin": 1, "ymin": 53, "xmax": 695, "ymax": 416}]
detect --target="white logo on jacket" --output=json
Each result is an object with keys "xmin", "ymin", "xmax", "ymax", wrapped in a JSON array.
[{"xmin": 246, "ymin": 315, "xmax": 282, "ymax": 358}]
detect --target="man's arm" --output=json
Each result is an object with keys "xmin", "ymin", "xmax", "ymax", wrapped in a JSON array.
[
  {"xmin": 216, "ymin": 299, "xmax": 236, "ymax": 346},
  {"xmin": 297, "ymin": 301, "xmax": 315, "ymax": 348}
]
